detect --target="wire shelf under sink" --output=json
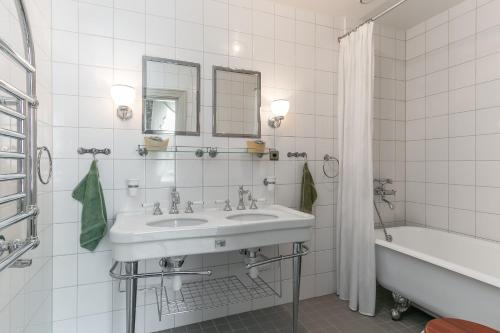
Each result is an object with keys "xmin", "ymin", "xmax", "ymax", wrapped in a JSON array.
[{"xmin": 153, "ymin": 275, "xmax": 281, "ymax": 317}]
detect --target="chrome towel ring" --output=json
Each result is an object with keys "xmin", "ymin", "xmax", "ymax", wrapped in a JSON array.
[
  {"xmin": 323, "ymin": 154, "xmax": 339, "ymax": 178},
  {"xmin": 37, "ymin": 146, "xmax": 52, "ymax": 185}
]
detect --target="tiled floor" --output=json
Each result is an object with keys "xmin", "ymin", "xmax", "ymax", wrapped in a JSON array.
[{"xmin": 160, "ymin": 288, "xmax": 432, "ymax": 333}]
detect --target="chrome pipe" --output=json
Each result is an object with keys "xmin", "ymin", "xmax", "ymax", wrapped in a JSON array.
[
  {"xmin": 245, "ymin": 244, "xmax": 309, "ymax": 269},
  {"xmin": 0, "ymin": 193, "xmax": 26, "ymax": 205},
  {"xmin": 0, "ymin": 173, "xmax": 26, "ymax": 181},
  {"xmin": 0, "ymin": 208, "xmax": 37, "ymax": 231},
  {"xmin": 0, "ymin": 37, "xmax": 35, "ymax": 72},
  {"xmin": 338, "ymin": 0, "xmax": 410, "ymax": 42},
  {"xmin": 0, "ymin": 128, "xmax": 26, "ymax": 139},
  {"xmin": 292, "ymin": 242, "xmax": 303, "ymax": 333},
  {"xmin": 109, "ymin": 261, "xmax": 212, "ymax": 280},
  {"xmin": 0, "ymin": 237, "xmax": 38, "ymax": 272},
  {"xmin": 125, "ymin": 262, "xmax": 138, "ymax": 333},
  {"xmin": 0, "ymin": 152, "xmax": 25, "ymax": 159},
  {"xmin": 0, "ymin": 104, "xmax": 25, "ymax": 119},
  {"xmin": 0, "ymin": 79, "xmax": 36, "ymax": 104},
  {"xmin": 374, "ymin": 200, "xmax": 392, "ymax": 242}
]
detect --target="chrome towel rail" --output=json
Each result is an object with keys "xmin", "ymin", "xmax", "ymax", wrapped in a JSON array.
[
  {"xmin": 287, "ymin": 152, "xmax": 307, "ymax": 159},
  {"xmin": 0, "ymin": 37, "xmax": 35, "ymax": 72},
  {"xmin": 0, "ymin": 237, "xmax": 39, "ymax": 272},
  {"xmin": 323, "ymin": 154, "xmax": 340, "ymax": 179},
  {"xmin": 0, "ymin": 208, "xmax": 38, "ymax": 231},
  {"xmin": 0, "ymin": 103, "xmax": 26, "ymax": 119},
  {"xmin": 78, "ymin": 147, "xmax": 111, "ymax": 159},
  {"xmin": 0, "ymin": 79, "xmax": 36, "ymax": 104},
  {"xmin": 0, "ymin": 0, "xmax": 40, "ymax": 273}
]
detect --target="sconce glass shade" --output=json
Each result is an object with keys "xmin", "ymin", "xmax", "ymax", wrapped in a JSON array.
[
  {"xmin": 111, "ymin": 84, "xmax": 135, "ymax": 120},
  {"xmin": 271, "ymin": 99, "xmax": 290, "ymax": 117},
  {"xmin": 268, "ymin": 99, "xmax": 289, "ymax": 128}
]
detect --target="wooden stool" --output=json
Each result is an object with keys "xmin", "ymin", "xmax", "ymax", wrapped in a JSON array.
[{"xmin": 425, "ymin": 318, "xmax": 499, "ymax": 333}]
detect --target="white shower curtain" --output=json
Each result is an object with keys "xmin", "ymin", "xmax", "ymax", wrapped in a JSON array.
[{"xmin": 336, "ymin": 22, "xmax": 376, "ymax": 316}]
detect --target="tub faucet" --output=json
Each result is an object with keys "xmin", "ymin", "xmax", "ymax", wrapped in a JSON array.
[
  {"xmin": 169, "ymin": 187, "xmax": 180, "ymax": 214},
  {"xmin": 237, "ymin": 185, "xmax": 249, "ymax": 210},
  {"xmin": 382, "ymin": 197, "xmax": 394, "ymax": 210}
]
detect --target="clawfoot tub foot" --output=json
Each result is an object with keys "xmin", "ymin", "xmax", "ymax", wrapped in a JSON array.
[{"xmin": 391, "ymin": 292, "xmax": 411, "ymax": 321}]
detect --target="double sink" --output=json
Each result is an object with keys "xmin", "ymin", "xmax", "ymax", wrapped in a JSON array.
[{"xmin": 110, "ymin": 205, "xmax": 314, "ymax": 262}]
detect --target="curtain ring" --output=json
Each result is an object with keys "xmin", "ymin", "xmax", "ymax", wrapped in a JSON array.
[{"xmin": 37, "ymin": 146, "xmax": 53, "ymax": 185}]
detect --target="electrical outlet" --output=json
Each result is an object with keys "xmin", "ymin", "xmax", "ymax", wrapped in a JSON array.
[{"xmin": 269, "ymin": 149, "xmax": 279, "ymax": 161}]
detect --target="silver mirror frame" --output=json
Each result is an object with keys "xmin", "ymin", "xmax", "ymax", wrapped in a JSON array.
[
  {"xmin": 142, "ymin": 56, "xmax": 201, "ymax": 136},
  {"xmin": 212, "ymin": 66, "xmax": 262, "ymax": 138}
]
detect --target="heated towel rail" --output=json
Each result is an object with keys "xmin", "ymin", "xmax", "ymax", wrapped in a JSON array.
[{"xmin": 0, "ymin": 0, "xmax": 42, "ymax": 272}]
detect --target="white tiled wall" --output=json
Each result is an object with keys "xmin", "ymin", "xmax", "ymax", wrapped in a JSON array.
[
  {"xmin": 373, "ymin": 24, "xmax": 406, "ymax": 225},
  {"xmin": 50, "ymin": 0, "xmax": 342, "ymax": 331},
  {"xmin": 0, "ymin": 0, "xmax": 53, "ymax": 333},
  {"xmin": 405, "ymin": 0, "xmax": 500, "ymax": 242}
]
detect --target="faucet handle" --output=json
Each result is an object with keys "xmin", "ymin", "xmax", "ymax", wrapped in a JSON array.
[
  {"xmin": 249, "ymin": 197, "xmax": 266, "ymax": 210},
  {"xmin": 215, "ymin": 199, "xmax": 232, "ymax": 211},
  {"xmin": 142, "ymin": 202, "xmax": 163, "ymax": 215},
  {"xmin": 185, "ymin": 200, "xmax": 204, "ymax": 213}
]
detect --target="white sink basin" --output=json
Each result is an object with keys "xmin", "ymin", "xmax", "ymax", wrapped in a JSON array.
[
  {"xmin": 110, "ymin": 205, "xmax": 314, "ymax": 261},
  {"xmin": 147, "ymin": 218, "xmax": 208, "ymax": 228},
  {"xmin": 226, "ymin": 213, "xmax": 278, "ymax": 221}
]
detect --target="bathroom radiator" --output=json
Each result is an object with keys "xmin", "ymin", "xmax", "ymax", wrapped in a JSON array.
[{"xmin": 0, "ymin": 0, "xmax": 44, "ymax": 272}]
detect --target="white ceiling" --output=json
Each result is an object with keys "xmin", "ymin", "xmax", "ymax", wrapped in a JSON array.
[
  {"xmin": 274, "ymin": 0, "xmax": 465, "ymax": 29},
  {"xmin": 365, "ymin": 0, "xmax": 463, "ymax": 29}
]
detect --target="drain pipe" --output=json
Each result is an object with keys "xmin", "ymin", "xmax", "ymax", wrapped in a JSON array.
[{"xmin": 374, "ymin": 200, "xmax": 393, "ymax": 242}]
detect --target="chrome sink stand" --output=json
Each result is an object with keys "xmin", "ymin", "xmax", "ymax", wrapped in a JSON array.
[
  {"xmin": 125, "ymin": 262, "xmax": 138, "ymax": 333},
  {"xmin": 292, "ymin": 242, "xmax": 303, "ymax": 333},
  {"xmin": 113, "ymin": 242, "xmax": 307, "ymax": 333}
]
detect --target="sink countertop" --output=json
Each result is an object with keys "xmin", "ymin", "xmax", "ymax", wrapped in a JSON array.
[{"xmin": 110, "ymin": 205, "xmax": 314, "ymax": 244}]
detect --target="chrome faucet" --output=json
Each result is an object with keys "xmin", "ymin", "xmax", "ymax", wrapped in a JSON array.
[
  {"xmin": 141, "ymin": 202, "xmax": 163, "ymax": 215},
  {"xmin": 152, "ymin": 202, "xmax": 163, "ymax": 215},
  {"xmin": 169, "ymin": 187, "xmax": 180, "ymax": 214},
  {"xmin": 237, "ymin": 185, "xmax": 249, "ymax": 210},
  {"xmin": 215, "ymin": 199, "xmax": 232, "ymax": 211}
]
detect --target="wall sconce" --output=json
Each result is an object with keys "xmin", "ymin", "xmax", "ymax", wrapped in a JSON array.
[
  {"xmin": 268, "ymin": 99, "xmax": 289, "ymax": 128},
  {"xmin": 111, "ymin": 84, "xmax": 135, "ymax": 120}
]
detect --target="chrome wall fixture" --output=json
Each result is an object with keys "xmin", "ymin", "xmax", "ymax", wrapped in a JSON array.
[
  {"xmin": 338, "ymin": 0, "xmax": 410, "ymax": 42},
  {"xmin": 37, "ymin": 146, "xmax": 52, "ymax": 184},
  {"xmin": 287, "ymin": 152, "xmax": 307, "ymax": 159},
  {"xmin": 0, "ymin": 0, "xmax": 41, "ymax": 272},
  {"xmin": 77, "ymin": 147, "xmax": 112, "ymax": 159},
  {"xmin": 322, "ymin": 154, "xmax": 339, "ymax": 178},
  {"xmin": 111, "ymin": 84, "xmax": 135, "ymax": 120}
]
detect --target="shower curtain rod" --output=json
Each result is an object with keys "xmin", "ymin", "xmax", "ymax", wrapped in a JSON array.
[{"xmin": 338, "ymin": 0, "xmax": 410, "ymax": 42}]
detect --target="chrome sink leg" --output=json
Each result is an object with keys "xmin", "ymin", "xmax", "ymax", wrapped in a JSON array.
[
  {"xmin": 292, "ymin": 242, "xmax": 303, "ymax": 333},
  {"xmin": 125, "ymin": 261, "xmax": 138, "ymax": 333}
]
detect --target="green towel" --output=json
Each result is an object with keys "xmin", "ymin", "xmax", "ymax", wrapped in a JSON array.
[
  {"xmin": 72, "ymin": 160, "xmax": 107, "ymax": 251},
  {"xmin": 300, "ymin": 162, "xmax": 317, "ymax": 214}
]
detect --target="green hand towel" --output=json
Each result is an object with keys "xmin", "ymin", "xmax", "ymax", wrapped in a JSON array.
[
  {"xmin": 72, "ymin": 160, "xmax": 107, "ymax": 251},
  {"xmin": 300, "ymin": 162, "xmax": 317, "ymax": 214}
]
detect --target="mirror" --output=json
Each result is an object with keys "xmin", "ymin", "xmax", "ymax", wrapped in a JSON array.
[
  {"xmin": 212, "ymin": 66, "xmax": 261, "ymax": 138},
  {"xmin": 143, "ymin": 56, "xmax": 200, "ymax": 135}
]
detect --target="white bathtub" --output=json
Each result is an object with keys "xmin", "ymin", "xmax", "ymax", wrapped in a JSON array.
[{"xmin": 375, "ymin": 226, "xmax": 500, "ymax": 330}]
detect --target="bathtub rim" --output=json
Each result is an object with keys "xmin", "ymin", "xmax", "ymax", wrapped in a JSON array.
[{"xmin": 375, "ymin": 226, "xmax": 500, "ymax": 289}]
